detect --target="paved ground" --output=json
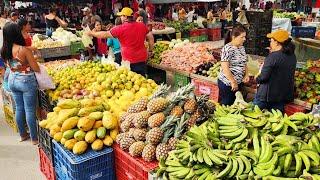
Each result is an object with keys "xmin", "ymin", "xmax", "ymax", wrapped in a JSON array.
[{"xmin": 0, "ymin": 90, "xmax": 44, "ymax": 180}]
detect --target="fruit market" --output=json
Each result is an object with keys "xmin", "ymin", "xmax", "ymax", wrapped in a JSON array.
[{"xmin": 0, "ymin": 0, "xmax": 320, "ymax": 180}]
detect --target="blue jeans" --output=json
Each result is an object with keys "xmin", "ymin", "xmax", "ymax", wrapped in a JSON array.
[
  {"xmin": 253, "ymin": 96, "xmax": 285, "ymax": 113},
  {"xmin": 218, "ymin": 79, "xmax": 243, "ymax": 106},
  {"xmin": 8, "ymin": 72, "xmax": 38, "ymax": 141},
  {"xmin": 130, "ymin": 62, "xmax": 146, "ymax": 77}
]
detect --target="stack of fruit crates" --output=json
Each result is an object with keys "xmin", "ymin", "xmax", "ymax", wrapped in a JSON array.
[
  {"xmin": 38, "ymin": 122, "xmax": 54, "ymax": 164},
  {"xmin": 189, "ymin": 29, "xmax": 200, "ymax": 42},
  {"xmin": 284, "ymin": 103, "xmax": 307, "ymax": 116},
  {"xmin": 113, "ymin": 144, "xmax": 158, "ymax": 180},
  {"xmin": 38, "ymin": 148, "xmax": 56, "ymax": 180},
  {"xmin": 173, "ymin": 73, "xmax": 191, "ymax": 91},
  {"xmin": 52, "ymin": 140, "xmax": 115, "ymax": 180},
  {"xmin": 38, "ymin": 90, "xmax": 56, "ymax": 119},
  {"xmin": 198, "ymin": 29, "xmax": 208, "ymax": 42}
]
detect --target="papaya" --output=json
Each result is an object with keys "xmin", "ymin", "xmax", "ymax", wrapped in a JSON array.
[
  {"xmin": 102, "ymin": 102, "xmax": 110, "ymax": 111},
  {"xmin": 97, "ymin": 127, "xmax": 107, "ymax": 139},
  {"xmin": 53, "ymin": 107, "xmax": 62, "ymax": 113},
  {"xmin": 39, "ymin": 120, "xmax": 48, "ymax": 128},
  {"xmin": 77, "ymin": 117, "xmax": 95, "ymax": 131},
  {"xmin": 57, "ymin": 108, "xmax": 79, "ymax": 126},
  {"xmin": 53, "ymin": 132, "xmax": 63, "ymax": 142},
  {"xmin": 91, "ymin": 139, "xmax": 104, "ymax": 151},
  {"xmin": 102, "ymin": 112, "xmax": 118, "ymax": 129},
  {"xmin": 93, "ymin": 120, "xmax": 103, "ymax": 129},
  {"xmin": 73, "ymin": 141, "xmax": 88, "ymax": 155},
  {"xmin": 85, "ymin": 129, "xmax": 97, "ymax": 143},
  {"xmin": 110, "ymin": 128, "xmax": 119, "ymax": 140},
  {"xmin": 64, "ymin": 139, "xmax": 77, "ymax": 150},
  {"xmin": 78, "ymin": 105, "xmax": 104, "ymax": 117},
  {"xmin": 80, "ymin": 99, "xmax": 95, "ymax": 107},
  {"xmin": 49, "ymin": 124, "xmax": 61, "ymax": 132},
  {"xmin": 50, "ymin": 129, "xmax": 59, "ymax": 137},
  {"xmin": 61, "ymin": 117, "xmax": 79, "ymax": 132},
  {"xmin": 57, "ymin": 99, "xmax": 80, "ymax": 109},
  {"xmin": 61, "ymin": 138, "xmax": 67, "ymax": 145},
  {"xmin": 103, "ymin": 135, "xmax": 113, "ymax": 146},
  {"xmin": 63, "ymin": 129, "xmax": 78, "ymax": 140},
  {"xmin": 88, "ymin": 112, "xmax": 103, "ymax": 121},
  {"xmin": 74, "ymin": 130, "xmax": 86, "ymax": 141}
]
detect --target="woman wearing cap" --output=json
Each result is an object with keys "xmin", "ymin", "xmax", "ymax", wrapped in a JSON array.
[
  {"xmin": 87, "ymin": 7, "xmax": 154, "ymax": 76},
  {"xmin": 218, "ymin": 25, "xmax": 249, "ymax": 105},
  {"xmin": 45, "ymin": 7, "xmax": 68, "ymax": 37},
  {"xmin": 254, "ymin": 29, "xmax": 297, "ymax": 112}
]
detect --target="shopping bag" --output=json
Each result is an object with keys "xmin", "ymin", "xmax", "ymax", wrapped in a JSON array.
[
  {"xmin": 121, "ymin": 60, "xmax": 131, "ymax": 70},
  {"xmin": 236, "ymin": 11, "xmax": 249, "ymax": 26},
  {"xmin": 35, "ymin": 64, "xmax": 56, "ymax": 90}
]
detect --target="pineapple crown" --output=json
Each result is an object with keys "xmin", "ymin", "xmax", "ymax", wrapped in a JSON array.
[
  {"xmin": 149, "ymin": 83, "xmax": 170, "ymax": 100},
  {"xmin": 174, "ymin": 113, "xmax": 189, "ymax": 138},
  {"xmin": 160, "ymin": 115, "xmax": 179, "ymax": 132},
  {"xmin": 162, "ymin": 127, "xmax": 174, "ymax": 143}
]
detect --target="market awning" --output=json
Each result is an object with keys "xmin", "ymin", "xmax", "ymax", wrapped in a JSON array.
[{"xmin": 149, "ymin": 0, "xmax": 221, "ymax": 4}]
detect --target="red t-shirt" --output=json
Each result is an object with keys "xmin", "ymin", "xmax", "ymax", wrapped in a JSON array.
[
  {"xmin": 25, "ymin": 35, "xmax": 32, "ymax": 47},
  {"xmin": 96, "ymin": 38, "xmax": 107, "ymax": 55},
  {"xmin": 110, "ymin": 22, "xmax": 148, "ymax": 64}
]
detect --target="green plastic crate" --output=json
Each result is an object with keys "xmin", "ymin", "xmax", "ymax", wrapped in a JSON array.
[
  {"xmin": 189, "ymin": 36, "xmax": 198, "ymax": 43},
  {"xmin": 199, "ymin": 35, "xmax": 208, "ymax": 42},
  {"xmin": 174, "ymin": 73, "xmax": 190, "ymax": 90},
  {"xmin": 70, "ymin": 41, "xmax": 84, "ymax": 55}
]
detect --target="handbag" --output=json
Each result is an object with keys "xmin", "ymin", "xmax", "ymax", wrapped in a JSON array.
[{"xmin": 35, "ymin": 64, "xmax": 56, "ymax": 90}]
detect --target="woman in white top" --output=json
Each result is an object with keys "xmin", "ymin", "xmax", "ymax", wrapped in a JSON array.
[{"xmin": 172, "ymin": 9, "xmax": 178, "ymax": 21}]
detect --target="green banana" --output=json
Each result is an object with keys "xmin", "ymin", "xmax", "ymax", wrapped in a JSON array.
[
  {"xmin": 259, "ymin": 140, "xmax": 273, "ymax": 163},
  {"xmin": 207, "ymin": 149, "xmax": 223, "ymax": 165},
  {"xmin": 283, "ymin": 117, "xmax": 298, "ymax": 131},
  {"xmin": 294, "ymin": 153, "xmax": 302, "ymax": 176},
  {"xmin": 260, "ymin": 136, "xmax": 267, "ymax": 159},
  {"xmin": 197, "ymin": 148, "xmax": 204, "ymax": 163},
  {"xmin": 272, "ymin": 165, "xmax": 282, "ymax": 176},
  {"xmin": 236, "ymin": 174, "xmax": 249, "ymax": 180},
  {"xmin": 212, "ymin": 150, "xmax": 229, "ymax": 161},
  {"xmin": 217, "ymin": 159, "xmax": 233, "ymax": 178},
  {"xmin": 254, "ymin": 105, "xmax": 263, "ymax": 114},
  {"xmin": 242, "ymin": 110, "xmax": 262, "ymax": 119},
  {"xmin": 173, "ymin": 168, "xmax": 191, "ymax": 178},
  {"xmin": 239, "ymin": 155, "xmax": 252, "ymax": 174},
  {"xmin": 272, "ymin": 119, "xmax": 284, "ymax": 132},
  {"xmin": 301, "ymin": 149, "xmax": 320, "ymax": 166},
  {"xmin": 253, "ymin": 118, "xmax": 268, "ymax": 127},
  {"xmin": 190, "ymin": 144, "xmax": 202, "ymax": 152},
  {"xmin": 236, "ymin": 157, "xmax": 245, "ymax": 176},
  {"xmin": 184, "ymin": 168, "xmax": 195, "ymax": 179},
  {"xmin": 202, "ymin": 149, "xmax": 213, "ymax": 166},
  {"xmin": 280, "ymin": 124, "xmax": 289, "ymax": 135},
  {"xmin": 228, "ymin": 158, "xmax": 239, "ymax": 178},
  {"xmin": 219, "ymin": 127, "xmax": 241, "ymax": 134},
  {"xmin": 192, "ymin": 152, "xmax": 198, "ymax": 162},
  {"xmin": 220, "ymin": 128, "xmax": 244, "ymax": 138},
  {"xmin": 219, "ymin": 125, "xmax": 240, "ymax": 130},
  {"xmin": 198, "ymin": 171, "xmax": 211, "ymax": 180},
  {"xmin": 244, "ymin": 117, "xmax": 260, "ymax": 124},
  {"xmin": 232, "ymin": 128, "xmax": 249, "ymax": 143},
  {"xmin": 165, "ymin": 160, "xmax": 183, "ymax": 167},
  {"xmin": 238, "ymin": 150, "xmax": 258, "ymax": 164},
  {"xmin": 257, "ymin": 153, "xmax": 278, "ymax": 170},
  {"xmin": 253, "ymin": 129, "xmax": 261, "ymax": 158},
  {"xmin": 166, "ymin": 166, "xmax": 186, "ymax": 173},
  {"xmin": 253, "ymin": 164, "xmax": 275, "ymax": 177},
  {"xmin": 297, "ymin": 151, "xmax": 311, "ymax": 171},
  {"xmin": 277, "ymin": 147, "xmax": 293, "ymax": 156},
  {"xmin": 206, "ymin": 173, "xmax": 215, "ymax": 180},
  {"xmin": 194, "ymin": 167, "xmax": 209, "ymax": 175},
  {"xmin": 311, "ymin": 135, "xmax": 320, "ymax": 153},
  {"xmin": 283, "ymin": 153, "xmax": 293, "ymax": 174}
]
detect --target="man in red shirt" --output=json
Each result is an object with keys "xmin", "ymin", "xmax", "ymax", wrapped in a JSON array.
[{"xmin": 88, "ymin": 7, "xmax": 154, "ymax": 76}]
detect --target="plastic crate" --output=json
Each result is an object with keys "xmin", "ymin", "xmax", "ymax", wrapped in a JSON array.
[
  {"xmin": 192, "ymin": 77, "xmax": 219, "ymax": 102},
  {"xmin": 208, "ymin": 28, "xmax": 221, "ymax": 41},
  {"xmin": 199, "ymin": 35, "xmax": 208, "ymax": 42},
  {"xmin": 70, "ymin": 41, "xmax": 85, "ymax": 55},
  {"xmin": 38, "ymin": 90, "xmax": 55, "ymax": 113},
  {"xmin": 38, "ymin": 126, "xmax": 54, "ymax": 163},
  {"xmin": 189, "ymin": 36, "xmax": 199, "ymax": 42},
  {"xmin": 39, "ymin": 46, "xmax": 71, "ymax": 59},
  {"xmin": 39, "ymin": 147, "xmax": 56, "ymax": 180},
  {"xmin": 284, "ymin": 103, "xmax": 307, "ymax": 116},
  {"xmin": 198, "ymin": 29, "xmax": 208, "ymax": 35},
  {"xmin": 113, "ymin": 144, "xmax": 158, "ymax": 180},
  {"xmin": 174, "ymin": 73, "xmax": 190, "ymax": 90},
  {"xmin": 52, "ymin": 140, "xmax": 115, "ymax": 180},
  {"xmin": 189, "ymin": 29, "xmax": 200, "ymax": 37},
  {"xmin": 245, "ymin": 11, "xmax": 273, "ymax": 25},
  {"xmin": 291, "ymin": 26, "xmax": 316, "ymax": 38}
]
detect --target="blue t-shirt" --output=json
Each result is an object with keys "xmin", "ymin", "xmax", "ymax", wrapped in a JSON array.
[{"xmin": 107, "ymin": 38, "xmax": 121, "ymax": 54}]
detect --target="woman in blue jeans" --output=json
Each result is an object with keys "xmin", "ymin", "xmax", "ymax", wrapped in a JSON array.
[{"xmin": 1, "ymin": 23, "xmax": 40, "ymax": 144}]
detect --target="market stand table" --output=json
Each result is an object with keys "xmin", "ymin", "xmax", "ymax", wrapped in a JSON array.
[{"xmin": 152, "ymin": 27, "xmax": 176, "ymax": 41}]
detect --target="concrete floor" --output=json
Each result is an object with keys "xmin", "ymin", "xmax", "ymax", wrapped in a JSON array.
[{"xmin": 0, "ymin": 91, "xmax": 44, "ymax": 180}]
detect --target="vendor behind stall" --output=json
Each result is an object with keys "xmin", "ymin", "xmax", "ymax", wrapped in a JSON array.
[
  {"xmin": 45, "ymin": 7, "xmax": 68, "ymax": 37},
  {"xmin": 254, "ymin": 29, "xmax": 296, "ymax": 112}
]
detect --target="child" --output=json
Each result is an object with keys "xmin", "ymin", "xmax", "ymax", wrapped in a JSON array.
[
  {"xmin": 93, "ymin": 20, "xmax": 107, "ymax": 57},
  {"xmin": 107, "ymin": 18, "xmax": 122, "ymax": 65}
]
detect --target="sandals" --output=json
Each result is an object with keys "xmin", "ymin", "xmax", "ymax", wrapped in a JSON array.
[
  {"xmin": 19, "ymin": 134, "xmax": 30, "ymax": 142},
  {"xmin": 32, "ymin": 140, "xmax": 39, "ymax": 145}
]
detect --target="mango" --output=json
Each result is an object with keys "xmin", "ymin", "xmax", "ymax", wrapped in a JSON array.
[
  {"xmin": 103, "ymin": 136, "xmax": 113, "ymax": 146},
  {"xmin": 74, "ymin": 130, "xmax": 86, "ymax": 141},
  {"xmin": 39, "ymin": 120, "xmax": 48, "ymax": 128},
  {"xmin": 61, "ymin": 138, "xmax": 67, "ymax": 145},
  {"xmin": 88, "ymin": 112, "xmax": 103, "ymax": 120},
  {"xmin": 57, "ymin": 108, "xmax": 79, "ymax": 126},
  {"xmin": 50, "ymin": 129, "xmax": 59, "ymax": 137},
  {"xmin": 80, "ymin": 99, "xmax": 95, "ymax": 107},
  {"xmin": 85, "ymin": 129, "xmax": 97, "ymax": 143},
  {"xmin": 91, "ymin": 139, "xmax": 104, "ymax": 151},
  {"xmin": 61, "ymin": 117, "xmax": 79, "ymax": 132},
  {"xmin": 53, "ymin": 107, "xmax": 62, "ymax": 113},
  {"xmin": 97, "ymin": 127, "xmax": 107, "ymax": 139},
  {"xmin": 110, "ymin": 128, "xmax": 119, "ymax": 140},
  {"xmin": 53, "ymin": 132, "xmax": 63, "ymax": 142},
  {"xmin": 63, "ymin": 129, "xmax": 78, "ymax": 140},
  {"xmin": 78, "ymin": 105, "xmax": 104, "ymax": 117},
  {"xmin": 73, "ymin": 141, "xmax": 88, "ymax": 155},
  {"xmin": 102, "ymin": 112, "xmax": 118, "ymax": 129},
  {"xmin": 49, "ymin": 124, "xmax": 61, "ymax": 132},
  {"xmin": 77, "ymin": 117, "xmax": 95, "ymax": 131},
  {"xmin": 57, "ymin": 99, "xmax": 80, "ymax": 109},
  {"xmin": 64, "ymin": 139, "xmax": 77, "ymax": 150},
  {"xmin": 93, "ymin": 120, "xmax": 103, "ymax": 129}
]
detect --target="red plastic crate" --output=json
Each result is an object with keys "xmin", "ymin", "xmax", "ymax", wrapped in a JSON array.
[
  {"xmin": 113, "ymin": 144, "xmax": 158, "ymax": 180},
  {"xmin": 208, "ymin": 28, "xmax": 221, "ymax": 41},
  {"xmin": 198, "ymin": 28, "xmax": 208, "ymax": 35},
  {"xmin": 284, "ymin": 103, "xmax": 307, "ymax": 116},
  {"xmin": 189, "ymin": 29, "xmax": 200, "ymax": 37},
  {"xmin": 39, "ymin": 147, "xmax": 55, "ymax": 180},
  {"xmin": 192, "ymin": 77, "xmax": 219, "ymax": 102}
]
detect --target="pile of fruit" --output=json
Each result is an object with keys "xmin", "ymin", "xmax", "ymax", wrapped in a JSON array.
[
  {"xmin": 32, "ymin": 35, "xmax": 63, "ymax": 49},
  {"xmin": 195, "ymin": 61, "xmax": 221, "ymax": 79},
  {"xmin": 148, "ymin": 42, "xmax": 170, "ymax": 64},
  {"xmin": 161, "ymin": 43, "xmax": 217, "ymax": 73},
  {"xmin": 273, "ymin": 11, "xmax": 305, "ymax": 19},
  {"xmin": 51, "ymin": 27, "xmax": 81, "ymax": 46},
  {"xmin": 168, "ymin": 39, "xmax": 190, "ymax": 49},
  {"xmin": 116, "ymin": 84, "xmax": 215, "ymax": 162},
  {"xmin": 295, "ymin": 60, "xmax": 320, "ymax": 104},
  {"xmin": 149, "ymin": 22, "xmax": 166, "ymax": 30},
  {"xmin": 164, "ymin": 20, "xmax": 198, "ymax": 33},
  {"xmin": 43, "ymin": 59, "xmax": 80, "ymax": 71},
  {"xmin": 157, "ymin": 92, "xmax": 320, "ymax": 179},
  {"xmin": 39, "ymin": 98, "xmax": 118, "ymax": 155}
]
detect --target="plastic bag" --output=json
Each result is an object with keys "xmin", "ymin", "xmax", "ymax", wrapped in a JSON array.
[
  {"xmin": 81, "ymin": 26, "xmax": 93, "ymax": 48},
  {"xmin": 247, "ymin": 55, "xmax": 261, "ymax": 76},
  {"xmin": 35, "ymin": 64, "xmax": 56, "ymax": 90},
  {"xmin": 107, "ymin": 47, "xmax": 115, "ymax": 62},
  {"xmin": 121, "ymin": 60, "xmax": 131, "ymax": 70},
  {"xmin": 236, "ymin": 11, "xmax": 249, "ymax": 25}
]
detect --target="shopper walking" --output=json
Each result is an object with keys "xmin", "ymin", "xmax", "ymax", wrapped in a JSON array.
[
  {"xmin": 45, "ymin": 7, "xmax": 68, "ymax": 37},
  {"xmin": 254, "ymin": 29, "xmax": 297, "ymax": 112},
  {"xmin": 107, "ymin": 18, "xmax": 122, "ymax": 65},
  {"xmin": 88, "ymin": 7, "xmax": 154, "ymax": 76},
  {"xmin": 1, "ymin": 23, "xmax": 40, "ymax": 145},
  {"xmin": 218, "ymin": 25, "xmax": 249, "ymax": 105}
]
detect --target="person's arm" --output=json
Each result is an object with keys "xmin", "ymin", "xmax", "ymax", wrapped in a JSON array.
[
  {"xmin": 256, "ymin": 56, "xmax": 275, "ymax": 84},
  {"xmin": 89, "ymin": 30, "xmax": 113, "ymax": 39},
  {"xmin": 146, "ymin": 32, "xmax": 154, "ymax": 52},
  {"xmin": 55, "ymin": 16, "xmax": 68, "ymax": 28},
  {"xmin": 221, "ymin": 61, "xmax": 238, "ymax": 90},
  {"xmin": 243, "ymin": 64, "xmax": 250, "ymax": 83},
  {"xmin": 107, "ymin": 38, "xmax": 113, "ymax": 47},
  {"xmin": 24, "ymin": 48, "xmax": 40, "ymax": 72}
]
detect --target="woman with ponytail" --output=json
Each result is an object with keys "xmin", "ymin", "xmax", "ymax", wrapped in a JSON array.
[
  {"xmin": 218, "ymin": 25, "xmax": 249, "ymax": 105},
  {"xmin": 254, "ymin": 29, "xmax": 297, "ymax": 112}
]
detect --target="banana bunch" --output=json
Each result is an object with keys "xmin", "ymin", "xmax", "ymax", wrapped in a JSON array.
[
  {"xmin": 216, "ymin": 155, "xmax": 254, "ymax": 179},
  {"xmin": 289, "ymin": 112, "xmax": 319, "ymax": 127},
  {"xmin": 308, "ymin": 135, "xmax": 320, "ymax": 153}
]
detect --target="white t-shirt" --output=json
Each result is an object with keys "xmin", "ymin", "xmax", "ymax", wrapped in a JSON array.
[
  {"xmin": 172, "ymin": 12, "xmax": 178, "ymax": 21},
  {"xmin": 187, "ymin": 10, "xmax": 195, "ymax": 23}
]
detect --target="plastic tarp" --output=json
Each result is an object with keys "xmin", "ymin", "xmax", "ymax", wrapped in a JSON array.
[{"xmin": 149, "ymin": 0, "xmax": 220, "ymax": 3}]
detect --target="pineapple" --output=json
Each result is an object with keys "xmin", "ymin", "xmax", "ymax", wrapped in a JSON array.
[
  {"xmin": 186, "ymin": 109, "xmax": 202, "ymax": 129},
  {"xmin": 148, "ymin": 112, "xmax": 165, "ymax": 128},
  {"xmin": 142, "ymin": 144, "xmax": 156, "ymax": 162},
  {"xmin": 119, "ymin": 137, "xmax": 135, "ymax": 151},
  {"xmin": 146, "ymin": 127, "xmax": 164, "ymax": 145},
  {"xmin": 170, "ymin": 106, "xmax": 184, "ymax": 117},
  {"xmin": 128, "ymin": 97, "xmax": 148, "ymax": 113},
  {"xmin": 128, "ymin": 128, "xmax": 136, "ymax": 138},
  {"xmin": 156, "ymin": 143, "xmax": 171, "ymax": 161},
  {"xmin": 125, "ymin": 113, "xmax": 136, "ymax": 123},
  {"xmin": 147, "ymin": 97, "xmax": 168, "ymax": 114},
  {"xmin": 184, "ymin": 98, "xmax": 197, "ymax": 114},
  {"xmin": 168, "ymin": 113, "xmax": 189, "ymax": 150},
  {"xmin": 132, "ymin": 128, "xmax": 147, "ymax": 141},
  {"xmin": 120, "ymin": 112, "xmax": 131, "ymax": 123},
  {"xmin": 116, "ymin": 132, "xmax": 130, "ymax": 144},
  {"xmin": 129, "ymin": 141, "xmax": 145, "ymax": 157},
  {"xmin": 120, "ymin": 120, "xmax": 132, "ymax": 133},
  {"xmin": 133, "ymin": 111, "xmax": 150, "ymax": 128}
]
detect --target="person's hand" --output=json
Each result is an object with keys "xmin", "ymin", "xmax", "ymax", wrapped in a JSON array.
[
  {"xmin": 243, "ymin": 75, "xmax": 250, "ymax": 84},
  {"xmin": 84, "ymin": 30, "xmax": 92, "ymax": 36},
  {"xmin": 230, "ymin": 80, "xmax": 239, "ymax": 91}
]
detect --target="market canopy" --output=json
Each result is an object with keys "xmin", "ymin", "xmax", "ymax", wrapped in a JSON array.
[{"xmin": 149, "ymin": 0, "xmax": 221, "ymax": 4}]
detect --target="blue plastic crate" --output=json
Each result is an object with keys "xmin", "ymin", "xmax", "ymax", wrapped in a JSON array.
[
  {"xmin": 291, "ymin": 26, "xmax": 316, "ymax": 38},
  {"xmin": 52, "ymin": 140, "xmax": 115, "ymax": 180}
]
